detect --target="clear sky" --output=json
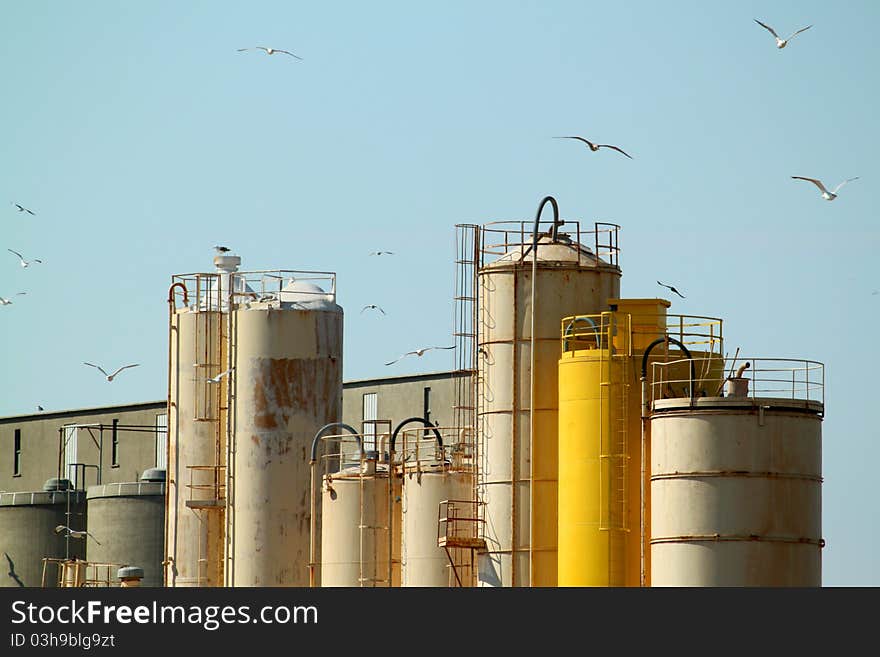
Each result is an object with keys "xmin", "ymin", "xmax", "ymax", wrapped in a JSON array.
[{"xmin": 1, "ymin": 1, "xmax": 877, "ymax": 585}]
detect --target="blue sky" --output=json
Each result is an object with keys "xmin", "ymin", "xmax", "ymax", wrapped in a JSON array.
[{"xmin": 1, "ymin": 1, "xmax": 877, "ymax": 585}]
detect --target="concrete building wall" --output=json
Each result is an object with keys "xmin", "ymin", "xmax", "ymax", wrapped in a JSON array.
[
  {"xmin": 0, "ymin": 402, "xmax": 167, "ymax": 494},
  {"xmin": 341, "ymin": 371, "xmax": 470, "ymax": 434}
]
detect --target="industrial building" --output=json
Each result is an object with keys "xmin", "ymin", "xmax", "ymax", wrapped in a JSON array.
[{"xmin": 0, "ymin": 200, "xmax": 825, "ymax": 587}]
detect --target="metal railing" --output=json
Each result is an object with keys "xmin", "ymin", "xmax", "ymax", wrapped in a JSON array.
[
  {"xmin": 186, "ymin": 465, "xmax": 226, "ymax": 503},
  {"xmin": 651, "ymin": 357, "xmax": 825, "ymax": 406},
  {"xmin": 478, "ymin": 220, "xmax": 621, "ymax": 268},
  {"xmin": 41, "ymin": 558, "xmax": 127, "ymax": 588},
  {"xmin": 170, "ymin": 270, "xmax": 337, "ymax": 312}
]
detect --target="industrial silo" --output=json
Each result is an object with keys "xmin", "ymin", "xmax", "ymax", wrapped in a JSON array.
[
  {"xmin": 649, "ymin": 358, "xmax": 824, "ymax": 586},
  {"xmin": 230, "ymin": 276, "xmax": 343, "ymax": 586},
  {"xmin": 476, "ymin": 211, "xmax": 622, "ymax": 587},
  {"xmin": 399, "ymin": 427, "xmax": 475, "ymax": 587},
  {"xmin": 165, "ymin": 255, "xmax": 239, "ymax": 587},
  {"xmin": 167, "ymin": 256, "xmax": 343, "ymax": 587},
  {"xmin": 85, "ymin": 468, "xmax": 165, "ymax": 587},
  {"xmin": 319, "ymin": 449, "xmax": 401, "ymax": 587},
  {"xmin": 0, "ymin": 479, "xmax": 87, "ymax": 588}
]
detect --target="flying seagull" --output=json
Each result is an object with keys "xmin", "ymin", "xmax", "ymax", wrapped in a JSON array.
[
  {"xmin": 237, "ymin": 46, "xmax": 302, "ymax": 60},
  {"xmin": 369, "ymin": 251, "xmax": 394, "ymax": 256},
  {"xmin": 754, "ymin": 19, "xmax": 812, "ymax": 49},
  {"xmin": 4, "ymin": 553, "xmax": 24, "ymax": 587},
  {"xmin": 12, "ymin": 203, "xmax": 35, "ymax": 215},
  {"xmin": 0, "ymin": 292, "xmax": 26, "ymax": 305},
  {"xmin": 791, "ymin": 176, "xmax": 859, "ymax": 201},
  {"xmin": 214, "ymin": 245, "xmax": 231, "ymax": 253},
  {"xmin": 84, "ymin": 362, "xmax": 140, "ymax": 381},
  {"xmin": 385, "ymin": 345, "xmax": 455, "ymax": 366},
  {"xmin": 553, "ymin": 136, "xmax": 633, "ymax": 159},
  {"xmin": 36, "ymin": 405, "xmax": 44, "ymax": 412},
  {"xmin": 361, "ymin": 304, "xmax": 386, "ymax": 315},
  {"xmin": 204, "ymin": 367, "xmax": 235, "ymax": 384},
  {"xmin": 657, "ymin": 281, "xmax": 686, "ymax": 299},
  {"xmin": 7, "ymin": 249, "xmax": 42, "ymax": 268},
  {"xmin": 54, "ymin": 525, "xmax": 101, "ymax": 545}
]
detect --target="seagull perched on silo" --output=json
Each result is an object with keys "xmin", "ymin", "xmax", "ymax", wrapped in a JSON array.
[
  {"xmin": 754, "ymin": 19, "xmax": 812, "ymax": 49},
  {"xmin": 385, "ymin": 345, "xmax": 455, "ymax": 366},
  {"xmin": 7, "ymin": 249, "xmax": 42, "ymax": 268},
  {"xmin": 84, "ymin": 362, "xmax": 140, "ymax": 381},
  {"xmin": 12, "ymin": 202, "xmax": 35, "ymax": 215},
  {"xmin": 0, "ymin": 292, "xmax": 26, "ymax": 305},
  {"xmin": 657, "ymin": 281, "xmax": 686, "ymax": 299},
  {"xmin": 553, "ymin": 136, "xmax": 633, "ymax": 159},
  {"xmin": 54, "ymin": 525, "xmax": 101, "ymax": 545},
  {"xmin": 237, "ymin": 46, "xmax": 302, "ymax": 60},
  {"xmin": 791, "ymin": 176, "xmax": 859, "ymax": 201},
  {"xmin": 361, "ymin": 304, "xmax": 386, "ymax": 315}
]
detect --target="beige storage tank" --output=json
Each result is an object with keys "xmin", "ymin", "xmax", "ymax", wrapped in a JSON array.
[
  {"xmin": 649, "ymin": 358, "xmax": 824, "ymax": 586},
  {"xmin": 229, "ymin": 276, "xmax": 343, "ymax": 586},
  {"xmin": 398, "ymin": 427, "xmax": 475, "ymax": 587},
  {"xmin": 86, "ymin": 468, "xmax": 165, "ymax": 587},
  {"xmin": 319, "ymin": 450, "xmax": 401, "ymax": 587},
  {"xmin": 0, "ymin": 479, "xmax": 87, "ymax": 588},
  {"xmin": 166, "ymin": 255, "xmax": 243, "ymax": 587},
  {"xmin": 476, "ymin": 213, "xmax": 622, "ymax": 587}
]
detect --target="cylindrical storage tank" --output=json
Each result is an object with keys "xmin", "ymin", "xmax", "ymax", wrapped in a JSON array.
[
  {"xmin": 477, "ymin": 223, "xmax": 621, "ymax": 587},
  {"xmin": 558, "ymin": 346, "xmax": 627, "ymax": 586},
  {"xmin": 320, "ymin": 458, "xmax": 401, "ymax": 587},
  {"xmin": 401, "ymin": 466, "xmax": 473, "ymax": 587},
  {"xmin": 650, "ymin": 395, "xmax": 823, "ymax": 586},
  {"xmin": 85, "ymin": 470, "xmax": 166, "ymax": 587},
  {"xmin": 164, "ymin": 282, "xmax": 227, "ymax": 587},
  {"xmin": 0, "ymin": 480, "xmax": 87, "ymax": 588},
  {"xmin": 231, "ymin": 279, "xmax": 343, "ymax": 586}
]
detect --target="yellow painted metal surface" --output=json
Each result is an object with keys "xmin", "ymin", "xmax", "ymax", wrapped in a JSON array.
[{"xmin": 558, "ymin": 341, "xmax": 628, "ymax": 585}]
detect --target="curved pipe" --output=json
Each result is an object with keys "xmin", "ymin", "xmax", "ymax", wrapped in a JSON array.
[
  {"xmin": 735, "ymin": 362, "xmax": 751, "ymax": 378},
  {"xmin": 520, "ymin": 196, "xmax": 560, "ymax": 261},
  {"xmin": 167, "ymin": 282, "xmax": 188, "ymax": 307},
  {"xmin": 562, "ymin": 315, "xmax": 600, "ymax": 351},
  {"xmin": 310, "ymin": 422, "xmax": 362, "ymax": 463},
  {"xmin": 389, "ymin": 417, "xmax": 443, "ymax": 452},
  {"xmin": 641, "ymin": 336, "xmax": 695, "ymax": 402}
]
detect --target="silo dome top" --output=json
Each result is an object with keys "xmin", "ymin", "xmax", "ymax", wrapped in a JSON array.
[
  {"xmin": 486, "ymin": 233, "xmax": 609, "ymax": 268},
  {"xmin": 277, "ymin": 279, "xmax": 340, "ymax": 311},
  {"xmin": 43, "ymin": 478, "xmax": 73, "ymax": 492}
]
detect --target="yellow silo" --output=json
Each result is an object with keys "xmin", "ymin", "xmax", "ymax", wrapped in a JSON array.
[{"xmin": 558, "ymin": 314, "xmax": 629, "ymax": 585}]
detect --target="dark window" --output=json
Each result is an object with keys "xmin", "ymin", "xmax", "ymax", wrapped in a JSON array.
[
  {"xmin": 111, "ymin": 419, "xmax": 120, "ymax": 467},
  {"xmin": 423, "ymin": 387, "xmax": 432, "ymax": 436},
  {"xmin": 13, "ymin": 429, "xmax": 21, "ymax": 477}
]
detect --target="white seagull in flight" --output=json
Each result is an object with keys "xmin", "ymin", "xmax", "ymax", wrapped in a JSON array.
[
  {"xmin": 12, "ymin": 203, "xmax": 35, "ymax": 215},
  {"xmin": 214, "ymin": 245, "xmax": 232, "ymax": 253},
  {"xmin": 791, "ymin": 176, "xmax": 859, "ymax": 201},
  {"xmin": 203, "ymin": 367, "xmax": 235, "ymax": 384},
  {"xmin": 369, "ymin": 251, "xmax": 394, "ymax": 256},
  {"xmin": 84, "ymin": 362, "xmax": 140, "ymax": 381},
  {"xmin": 754, "ymin": 19, "xmax": 812, "ymax": 49},
  {"xmin": 7, "ymin": 249, "xmax": 42, "ymax": 268},
  {"xmin": 553, "ymin": 136, "xmax": 633, "ymax": 159},
  {"xmin": 361, "ymin": 304, "xmax": 386, "ymax": 315},
  {"xmin": 385, "ymin": 345, "xmax": 455, "ymax": 366},
  {"xmin": 54, "ymin": 525, "xmax": 101, "ymax": 545},
  {"xmin": 0, "ymin": 292, "xmax": 26, "ymax": 305},
  {"xmin": 237, "ymin": 46, "xmax": 302, "ymax": 60}
]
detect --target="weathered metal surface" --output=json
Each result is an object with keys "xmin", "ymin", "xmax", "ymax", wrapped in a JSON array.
[
  {"xmin": 650, "ymin": 400, "xmax": 823, "ymax": 586},
  {"xmin": 231, "ymin": 307, "xmax": 342, "ymax": 586}
]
